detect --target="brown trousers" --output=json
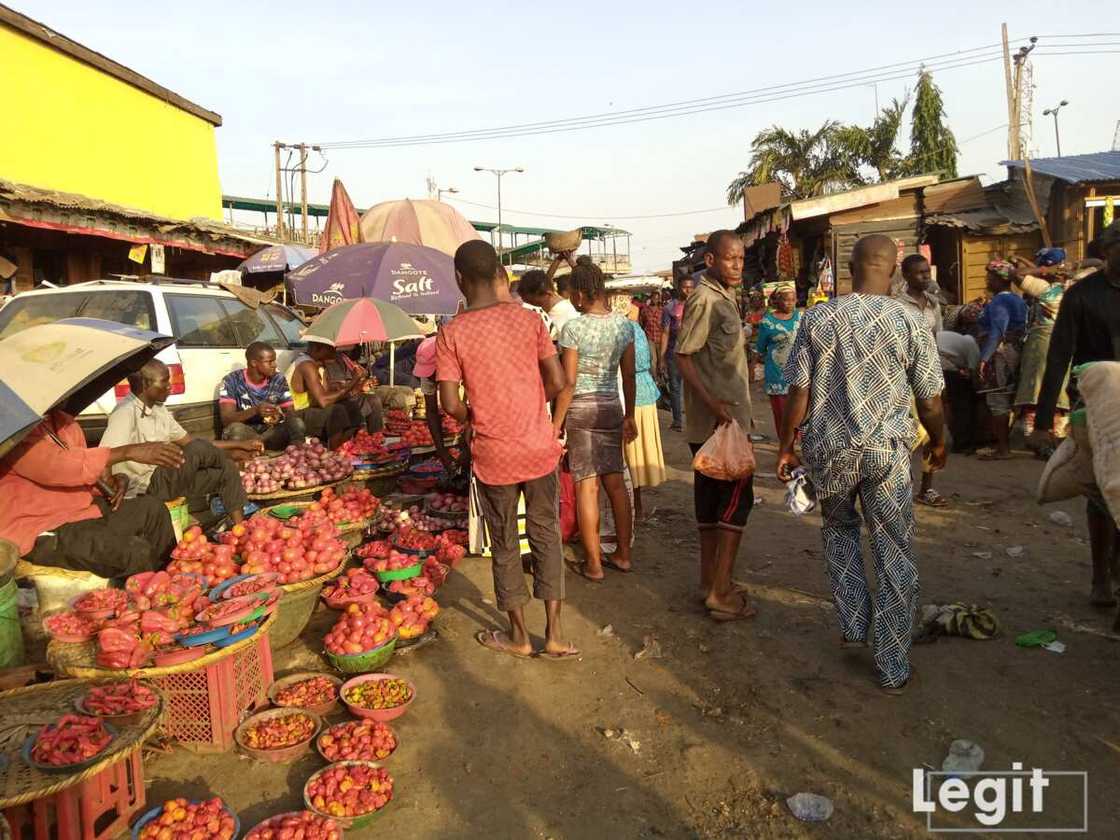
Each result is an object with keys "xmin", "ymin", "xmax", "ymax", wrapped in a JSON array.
[{"xmin": 474, "ymin": 470, "xmax": 564, "ymax": 611}]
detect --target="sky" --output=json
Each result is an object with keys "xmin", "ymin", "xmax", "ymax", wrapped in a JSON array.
[{"xmin": 17, "ymin": 0, "xmax": 1120, "ymax": 272}]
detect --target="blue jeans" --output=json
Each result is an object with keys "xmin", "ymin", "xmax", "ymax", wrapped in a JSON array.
[{"xmin": 666, "ymin": 351, "xmax": 683, "ymax": 428}]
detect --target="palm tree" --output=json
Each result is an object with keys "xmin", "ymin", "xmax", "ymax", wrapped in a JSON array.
[{"xmin": 726, "ymin": 121, "xmax": 865, "ymax": 205}]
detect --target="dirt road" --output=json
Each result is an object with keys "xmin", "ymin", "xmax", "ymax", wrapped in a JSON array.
[{"xmin": 146, "ymin": 397, "xmax": 1120, "ymax": 838}]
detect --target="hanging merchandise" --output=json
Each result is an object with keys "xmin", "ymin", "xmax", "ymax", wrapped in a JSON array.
[
  {"xmin": 777, "ymin": 233, "xmax": 795, "ymax": 280},
  {"xmin": 1105, "ymin": 196, "xmax": 1114, "ymax": 229}
]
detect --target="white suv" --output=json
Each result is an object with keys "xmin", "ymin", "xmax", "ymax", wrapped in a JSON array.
[{"xmin": 0, "ymin": 278, "xmax": 305, "ymax": 442}]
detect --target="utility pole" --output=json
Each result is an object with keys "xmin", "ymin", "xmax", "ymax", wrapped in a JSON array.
[
  {"xmin": 474, "ymin": 167, "xmax": 524, "ymax": 265},
  {"xmin": 1001, "ymin": 24, "xmax": 1015, "ymax": 159},
  {"xmin": 298, "ymin": 143, "xmax": 309, "ymax": 241},
  {"xmin": 1042, "ymin": 101, "xmax": 1069, "ymax": 157},
  {"xmin": 273, "ymin": 142, "xmax": 285, "ymax": 240},
  {"xmin": 1009, "ymin": 36, "xmax": 1038, "ymax": 160}
]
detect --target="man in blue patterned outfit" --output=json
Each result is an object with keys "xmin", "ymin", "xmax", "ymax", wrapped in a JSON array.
[{"xmin": 776, "ymin": 235, "xmax": 947, "ymax": 694}]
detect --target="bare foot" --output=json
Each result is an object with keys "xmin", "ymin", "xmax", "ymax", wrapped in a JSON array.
[
  {"xmin": 1090, "ymin": 582, "xmax": 1118, "ymax": 608},
  {"xmin": 475, "ymin": 629, "xmax": 533, "ymax": 658}
]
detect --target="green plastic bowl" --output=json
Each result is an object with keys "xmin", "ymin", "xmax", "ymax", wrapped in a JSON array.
[
  {"xmin": 324, "ymin": 635, "xmax": 398, "ymax": 674},
  {"xmin": 372, "ymin": 563, "xmax": 423, "ymax": 583}
]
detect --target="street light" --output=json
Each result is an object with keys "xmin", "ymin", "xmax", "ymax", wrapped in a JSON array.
[
  {"xmin": 1042, "ymin": 100, "xmax": 1070, "ymax": 157},
  {"xmin": 436, "ymin": 186, "xmax": 458, "ymax": 203},
  {"xmin": 474, "ymin": 166, "xmax": 524, "ymax": 264}
]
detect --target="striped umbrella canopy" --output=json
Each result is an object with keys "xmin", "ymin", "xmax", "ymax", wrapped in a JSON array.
[
  {"xmin": 303, "ymin": 298, "xmax": 424, "ymax": 347},
  {"xmin": 0, "ymin": 318, "xmax": 174, "ymax": 457},
  {"xmin": 359, "ymin": 198, "xmax": 481, "ymax": 257}
]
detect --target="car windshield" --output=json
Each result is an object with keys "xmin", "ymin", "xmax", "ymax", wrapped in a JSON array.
[
  {"xmin": 265, "ymin": 304, "xmax": 306, "ymax": 348},
  {"xmin": 0, "ymin": 290, "xmax": 155, "ymax": 340}
]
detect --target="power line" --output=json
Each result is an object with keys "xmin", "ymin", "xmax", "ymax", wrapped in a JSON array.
[{"xmin": 315, "ymin": 36, "xmax": 1113, "ymax": 150}]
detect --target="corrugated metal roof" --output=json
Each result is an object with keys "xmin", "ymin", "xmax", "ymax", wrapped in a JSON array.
[{"xmin": 1002, "ymin": 151, "xmax": 1120, "ymax": 184}]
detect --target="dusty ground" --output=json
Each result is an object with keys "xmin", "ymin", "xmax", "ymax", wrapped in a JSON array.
[{"xmin": 141, "ymin": 387, "xmax": 1120, "ymax": 839}]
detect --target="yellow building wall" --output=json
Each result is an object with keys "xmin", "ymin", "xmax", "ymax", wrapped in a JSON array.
[{"xmin": 0, "ymin": 26, "xmax": 222, "ymax": 221}]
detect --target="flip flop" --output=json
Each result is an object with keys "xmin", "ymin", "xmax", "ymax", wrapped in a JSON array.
[
  {"xmin": 915, "ymin": 489, "xmax": 949, "ymax": 507},
  {"xmin": 602, "ymin": 554, "xmax": 634, "ymax": 574},
  {"xmin": 475, "ymin": 629, "xmax": 533, "ymax": 659},
  {"xmin": 565, "ymin": 558, "xmax": 605, "ymax": 583},
  {"xmin": 535, "ymin": 643, "xmax": 581, "ymax": 661},
  {"xmin": 708, "ymin": 593, "xmax": 758, "ymax": 622}
]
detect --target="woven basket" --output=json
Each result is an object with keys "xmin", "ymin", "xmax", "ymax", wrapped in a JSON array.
[
  {"xmin": 544, "ymin": 229, "xmax": 581, "ymax": 253},
  {"xmin": 248, "ymin": 478, "xmax": 345, "ymax": 502},
  {"xmin": 0, "ymin": 679, "xmax": 163, "ymax": 809},
  {"xmin": 269, "ymin": 560, "xmax": 346, "ymax": 651}
]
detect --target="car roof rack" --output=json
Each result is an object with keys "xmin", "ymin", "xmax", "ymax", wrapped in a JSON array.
[{"xmin": 102, "ymin": 274, "xmax": 224, "ymax": 288}]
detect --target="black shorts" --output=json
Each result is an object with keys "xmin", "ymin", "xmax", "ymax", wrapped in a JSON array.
[{"xmin": 689, "ymin": 443, "xmax": 754, "ymax": 531}]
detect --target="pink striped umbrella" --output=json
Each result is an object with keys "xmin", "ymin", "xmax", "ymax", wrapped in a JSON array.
[
  {"xmin": 302, "ymin": 298, "xmax": 423, "ymax": 347},
  {"xmin": 359, "ymin": 198, "xmax": 481, "ymax": 256}
]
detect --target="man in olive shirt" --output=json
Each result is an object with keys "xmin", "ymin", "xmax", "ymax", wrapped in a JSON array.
[{"xmin": 676, "ymin": 230, "xmax": 756, "ymax": 622}]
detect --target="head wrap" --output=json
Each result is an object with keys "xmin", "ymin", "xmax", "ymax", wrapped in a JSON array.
[
  {"xmin": 774, "ymin": 281, "xmax": 795, "ymax": 294},
  {"xmin": 986, "ymin": 259, "xmax": 1014, "ymax": 280},
  {"xmin": 1034, "ymin": 247, "xmax": 1066, "ymax": 267}
]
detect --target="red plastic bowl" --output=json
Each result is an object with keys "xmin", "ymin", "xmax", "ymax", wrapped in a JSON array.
[
  {"xmin": 339, "ymin": 673, "xmax": 415, "ymax": 722},
  {"xmin": 235, "ymin": 707, "xmax": 322, "ymax": 764}
]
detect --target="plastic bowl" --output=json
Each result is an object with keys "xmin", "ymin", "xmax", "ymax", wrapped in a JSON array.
[
  {"xmin": 209, "ymin": 572, "xmax": 280, "ymax": 602},
  {"xmin": 316, "ymin": 720, "xmax": 400, "ymax": 763},
  {"xmin": 339, "ymin": 673, "xmax": 415, "ymax": 722},
  {"xmin": 153, "ymin": 645, "xmax": 211, "ymax": 668},
  {"xmin": 70, "ymin": 589, "xmax": 127, "ymax": 621},
  {"xmin": 41, "ymin": 610, "xmax": 100, "ymax": 644},
  {"xmin": 303, "ymin": 760, "xmax": 391, "ymax": 830},
  {"xmin": 370, "ymin": 561, "xmax": 423, "ymax": 583},
  {"xmin": 213, "ymin": 622, "xmax": 258, "ymax": 649},
  {"xmin": 175, "ymin": 625, "xmax": 232, "ymax": 647},
  {"xmin": 234, "ymin": 707, "xmax": 322, "ymax": 764},
  {"xmin": 243, "ymin": 811, "xmax": 342, "ymax": 840},
  {"xmin": 22, "ymin": 722, "xmax": 117, "ymax": 774},
  {"xmin": 131, "ymin": 801, "xmax": 239, "ymax": 840},
  {"xmin": 324, "ymin": 635, "xmax": 398, "ymax": 675},
  {"xmin": 195, "ymin": 593, "xmax": 263, "ymax": 627},
  {"xmin": 74, "ymin": 685, "xmax": 159, "ymax": 728},
  {"xmin": 268, "ymin": 672, "xmax": 342, "ymax": 717}
]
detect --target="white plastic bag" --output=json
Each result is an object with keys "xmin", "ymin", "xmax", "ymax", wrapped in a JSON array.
[
  {"xmin": 785, "ymin": 467, "xmax": 817, "ymax": 515},
  {"xmin": 691, "ymin": 420, "xmax": 756, "ymax": 481}
]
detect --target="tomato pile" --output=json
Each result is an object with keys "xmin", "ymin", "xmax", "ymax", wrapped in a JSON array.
[
  {"xmin": 383, "ymin": 410, "xmax": 414, "ymax": 436},
  {"xmin": 166, "ymin": 526, "xmax": 239, "ymax": 587},
  {"xmin": 307, "ymin": 764, "xmax": 393, "ymax": 820},
  {"xmin": 323, "ymin": 603, "xmax": 394, "ymax": 656},
  {"xmin": 393, "ymin": 527, "xmax": 438, "ymax": 553},
  {"xmin": 241, "ymin": 440, "xmax": 353, "ymax": 495},
  {"xmin": 72, "ymin": 588, "xmax": 129, "ymax": 616},
  {"xmin": 317, "ymin": 486, "xmax": 379, "ymax": 525},
  {"xmin": 223, "ymin": 572, "xmax": 280, "ymax": 600},
  {"xmin": 317, "ymin": 720, "xmax": 397, "ymax": 762},
  {"xmin": 275, "ymin": 676, "xmax": 338, "ymax": 710},
  {"xmin": 385, "ymin": 576, "xmax": 435, "ymax": 598},
  {"xmin": 322, "ymin": 569, "xmax": 379, "ymax": 608},
  {"xmin": 343, "ymin": 677, "xmax": 412, "ymax": 711},
  {"xmin": 245, "ymin": 811, "xmax": 341, "ymax": 840},
  {"xmin": 81, "ymin": 681, "xmax": 157, "ymax": 716},
  {"xmin": 137, "ymin": 798, "xmax": 236, "ymax": 840},
  {"xmin": 31, "ymin": 714, "xmax": 112, "ymax": 766},
  {"xmin": 337, "ymin": 429, "xmax": 393, "ymax": 462},
  {"xmin": 361, "ymin": 549, "xmax": 421, "ymax": 575},
  {"xmin": 224, "ymin": 511, "xmax": 348, "ymax": 584},
  {"xmin": 389, "ymin": 595, "xmax": 440, "ymax": 639},
  {"xmin": 241, "ymin": 712, "xmax": 316, "ymax": 751},
  {"xmin": 43, "ymin": 610, "xmax": 101, "ymax": 642}
]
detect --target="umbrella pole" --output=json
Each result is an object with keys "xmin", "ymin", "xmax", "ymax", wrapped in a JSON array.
[{"xmin": 390, "ymin": 342, "xmax": 395, "ymax": 387}]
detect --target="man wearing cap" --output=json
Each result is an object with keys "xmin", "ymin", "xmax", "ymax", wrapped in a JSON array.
[{"xmin": 1032, "ymin": 221, "xmax": 1120, "ymax": 614}]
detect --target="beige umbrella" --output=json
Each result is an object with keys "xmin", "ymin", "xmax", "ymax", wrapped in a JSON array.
[{"xmin": 359, "ymin": 198, "xmax": 481, "ymax": 257}]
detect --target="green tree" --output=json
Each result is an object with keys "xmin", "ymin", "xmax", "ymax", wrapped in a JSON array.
[
  {"xmin": 907, "ymin": 70, "xmax": 958, "ymax": 177},
  {"xmin": 725, "ymin": 121, "xmax": 864, "ymax": 204}
]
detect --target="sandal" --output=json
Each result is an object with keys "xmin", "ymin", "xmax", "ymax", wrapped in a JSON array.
[
  {"xmin": 602, "ymin": 554, "xmax": 634, "ymax": 574},
  {"xmin": 976, "ymin": 448, "xmax": 1013, "ymax": 461},
  {"xmin": 535, "ymin": 642, "xmax": 581, "ymax": 661},
  {"xmin": 708, "ymin": 593, "xmax": 758, "ymax": 622},
  {"xmin": 565, "ymin": 558, "xmax": 605, "ymax": 583},
  {"xmin": 915, "ymin": 489, "xmax": 949, "ymax": 507},
  {"xmin": 474, "ymin": 629, "xmax": 533, "ymax": 659}
]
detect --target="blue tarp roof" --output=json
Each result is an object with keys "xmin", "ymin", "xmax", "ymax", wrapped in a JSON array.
[{"xmin": 1002, "ymin": 151, "xmax": 1120, "ymax": 184}]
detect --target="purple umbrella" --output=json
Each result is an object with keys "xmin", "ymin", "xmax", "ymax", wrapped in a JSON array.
[
  {"xmin": 239, "ymin": 244, "xmax": 317, "ymax": 274},
  {"xmin": 285, "ymin": 242, "xmax": 462, "ymax": 315}
]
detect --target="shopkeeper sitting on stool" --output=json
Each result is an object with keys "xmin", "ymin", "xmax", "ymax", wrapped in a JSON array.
[
  {"xmin": 101, "ymin": 359, "xmax": 261, "ymax": 525},
  {"xmin": 0, "ymin": 411, "xmax": 184, "ymax": 578},
  {"xmin": 219, "ymin": 342, "xmax": 305, "ymax": 450}
]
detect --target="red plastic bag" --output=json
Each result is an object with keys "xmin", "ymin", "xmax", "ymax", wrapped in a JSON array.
[
  {"xmin": 691, "ymin": 420, "xmax": 756, "ymax": 481},
  {"xmin": 559, "ymin": 462, "xmax": 578, "ymax": 544}
]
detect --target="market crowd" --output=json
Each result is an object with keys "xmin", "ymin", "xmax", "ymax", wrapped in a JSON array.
[{"xmin": 3, "ymin": 221, "xmax": 1119, "ymax": 692}]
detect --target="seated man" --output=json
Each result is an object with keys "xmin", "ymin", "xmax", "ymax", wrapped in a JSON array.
[
  {"xmin": 219, "ymin": 342, "xmax": 305, "ymax": 450},
  {"xmin": 323, "ymin": 348, "xmax": 384, "ymax": 435},
  {"xmin": 102, "ymin": 360, "xmax": 260, "ymax": 524},
  {"xmin": 0, "ymin": 411, "xmax": 183, "ymax": 578},
  {"xmin": 288, "ymin": 340, "xmax": 364, "ymax": 449}
]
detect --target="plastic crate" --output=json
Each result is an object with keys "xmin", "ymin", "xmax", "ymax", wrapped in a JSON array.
[
  {"xmin": 3, "ymin": 749, "xmax": 144, "ymax": 840},
  {"xmin": 152, "ymin": 632, "xmax": 274, "ymax": 752}
]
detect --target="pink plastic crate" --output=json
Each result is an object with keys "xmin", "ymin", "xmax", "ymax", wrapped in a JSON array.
[
  {"xmin": 3, "ymin": 749, "xmax": 145, "ymax": 840},
  {"xmin": 152, "ymin": 632, "xmax": 274, "ymax": 752}
]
